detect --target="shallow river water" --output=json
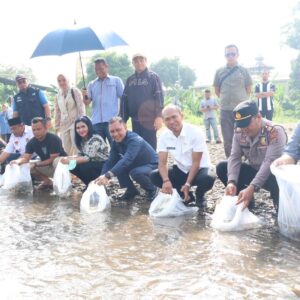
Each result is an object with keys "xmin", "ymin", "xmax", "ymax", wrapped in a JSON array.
[{"xmin": 0, "ymin": 188, "xmax": 300, "ymax": 300}]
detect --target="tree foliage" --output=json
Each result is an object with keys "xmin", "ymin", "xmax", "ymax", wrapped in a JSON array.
[
  {"xmin": 150, "ymin": 57, "xmax": 197, "ymax": 89},
  {"xmin": 0, "ymin": 64, "xmax": 36, "ymax": 104},
  {"xmin": 83, "ymin": 51, "xmax": 133, "ymax": 87}
]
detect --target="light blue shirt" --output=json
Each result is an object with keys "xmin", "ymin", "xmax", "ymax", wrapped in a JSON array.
[
  {"xmin": 0, "ymin": 112, "xmax": 10, "ymax": 134},
  {"xmin": 88, "ymin": 75, "xmax": 124, "ymax": 124}
]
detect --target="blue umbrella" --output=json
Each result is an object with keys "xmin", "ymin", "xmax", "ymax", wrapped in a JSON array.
[{"xmin": 31, "ymin": 27, "xmax": 128, "ymax": 87}]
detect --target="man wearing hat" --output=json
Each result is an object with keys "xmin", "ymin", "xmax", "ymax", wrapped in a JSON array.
[
  {"xmin": 216, "ymin": 100, "xmax": 287, "ymax": 210},
  {"xmin": 85, "ymin": 58, "xmax": 124, "ymax": 144},
  {"xmin": 13, "ymin": 74, "xmax": 52, "ymax": 127},
  {"xmin": 120, "ymin": 53, "xmax": 164, "ymax": 150},
  {"xmin": 0, "ymin": 117, "xmax": 33, "ymax": 165}
]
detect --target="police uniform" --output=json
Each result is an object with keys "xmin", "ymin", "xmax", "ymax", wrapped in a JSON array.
[{"xmin": 216, "ymin": 100, "xmax": 287, "ymax": 208}]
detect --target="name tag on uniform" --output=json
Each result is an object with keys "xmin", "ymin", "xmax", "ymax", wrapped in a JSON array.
[{"xmin": 167, "ymin": 146, "xmax": 176, "ymax": 150}]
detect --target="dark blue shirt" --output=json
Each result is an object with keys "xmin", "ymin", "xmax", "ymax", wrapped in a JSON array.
[
  {"xmin": 102, "ymin": 131, "xmax": 158, "ymax": 176},
  {"xmin": 120, "ymin": 68, "xmax": 164, "ymax": 124}
]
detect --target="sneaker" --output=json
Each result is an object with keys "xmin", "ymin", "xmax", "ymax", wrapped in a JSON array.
[
  {"xmin": 118, "ymin": 188, "xmax": 139, "ymax": 201},
  {"xmin": 216, "ymin": 139, "xmax": 222, "ymax": 144},
  {"xmin": 206, "ymin": 140, "xmax": 211, "ymax": 144},
  {"xmin": 184, "ymin": 192, "xmax": 196, "ymax": 206},
  {"xmin": 147, "ymin": 187, "xmax": 160, "ymax": 201}
]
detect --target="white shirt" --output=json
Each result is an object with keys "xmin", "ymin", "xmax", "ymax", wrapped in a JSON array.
[
  {"xmin": 4, "ymin": 125, "xmax": 33, "ymax": 154},
  {"xmin": 157, "ymin": 123, "xmax": 211, "ymax": 173}
]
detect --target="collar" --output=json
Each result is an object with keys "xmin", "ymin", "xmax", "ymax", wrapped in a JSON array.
[
  {"xmin": 135, "ymin": 68, "xmax": 149, "ymax": 77},
  {"xmin": 97, "ymin": 75, "xmax": 111, "ymax": 81},
  {"xmin": 168, "ymin": 123, "xmax": 186, "ymax": 138}
]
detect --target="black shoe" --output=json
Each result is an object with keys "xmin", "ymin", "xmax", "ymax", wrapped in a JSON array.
[
  {"xmin": 183, "ymin": 192, "xmax": 196, "ymax": 206},
  {"xmin": 216, "ymin": 140, "xmax": 222, "ymax": 144},
  {"xmin": 147, "ymin": 187, "xmax": 159, "ymax": 201},
  {"xmin": 118, "ymin": 188, "xmax": 139, "ymax": 201},
  {"xmin": 206, "ymin": 140, "xmax": 211, "ymax": 144},
  {"xmin": 196, "ymin": 196, "xmax": 207, "ymax": 208}
]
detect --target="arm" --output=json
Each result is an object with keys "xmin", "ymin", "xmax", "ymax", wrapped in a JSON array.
[
  {"xmin": 84, "ymin": 83, "xmax": 92, "ymax": 105},
  {"xmin": 158, "ymin": 151, "xmax": 173, "ymax": 194},
  {"xmin": 74, "ymin": 88, "xmax": 86, "ymax": 117},
  {"xmin": 226, "ymin": 134, "xmax": 242, "ymax": 195},
  {"xmin": 199, "ymin": 101, "xmax": 208, "ymax": 113},
  {"xmin": 34, "ymin": 153, "xmax": 60, "ymax": 167},
  {"xmin": 0, "ymin": 151, "xmax": 11, "ymax": 164},
  {"xmin": 116, "ymin": 78, "xmax": 125, "ymax": 98},
  {"xmin": 12, "ymin": 100, "xmax": 18, "ymax": 118},
  {"xmin": 213, "ymin": 70, "xmax": 220, "ymax": 97},
  {"xmin": 54, "ymin": 96, "xmax": 61, "ymax": 132},
  {"xmin": 214, "ymin": 86, "xmax": 220, "ymax": 98},
  {"xmin": 11, "ymin": 153, "xmax": 32, "ymax": 165},
  {"xmin": 119, "ymin": 80, "xmax": 129, "ymax": 122},
  {"xmin": 244, "ymin": 69, "xmax": 253, "ymax": 96},
  {"xmin": 281, "ymin": 123, "xmax": 300, "ymax": 162},
  {"xmin": 251, "ymin": 127, "xmax": 287, "ymax": 188},
  {"xmin": 109, "ymin": 138, "xmax": 143, "ymax": 176},
  {"xmin": 181, "ymin": 152, "xmax": 202, "ymax": 201}
]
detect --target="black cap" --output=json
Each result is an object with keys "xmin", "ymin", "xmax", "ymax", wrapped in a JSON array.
[
  {"xmin": 233, "ymin": 100, "xmax": 258, "ymax": 128},
  {"xmin": 15, "ymin": 74, "xmax": 27, "ymax": 82},
  {"xmin": 8, "ymin": 117, "xmax": 22, "ymax": 126}
]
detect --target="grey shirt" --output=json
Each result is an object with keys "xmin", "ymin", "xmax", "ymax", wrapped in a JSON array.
[
  {"xmin": 227, "ymin": 119, "xmax": 287, "ymax": 188},
  {"xmin": 200, "ymin": 98, "xmax": 218, "ymax": 119},
  {"xmin": 213, "ymin": 65, "xmax": 252, "ymax": 111}
]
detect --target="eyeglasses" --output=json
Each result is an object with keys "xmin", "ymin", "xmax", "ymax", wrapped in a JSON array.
[{"xmin": 225, "ymin": 52, "xmax": 237, "ymax": 58}]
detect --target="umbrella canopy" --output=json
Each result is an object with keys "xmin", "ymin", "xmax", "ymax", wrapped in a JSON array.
[{"xmin": 31, "ymin": 27, "xmax": 128, "ymax": 57}]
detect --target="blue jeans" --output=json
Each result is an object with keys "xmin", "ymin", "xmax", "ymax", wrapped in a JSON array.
[
  {"xmin": 204, "ymin": 118, "xmax": 219, "ymax": 141},
  {"xmin": 93, "ymin": 122, "xmax": 112, "ymax": 145},
  {"xmin": 117, "ymin": 163, "xmax": 157, "ymax": 193}
]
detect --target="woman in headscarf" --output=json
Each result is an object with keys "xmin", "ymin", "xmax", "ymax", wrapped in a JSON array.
[{"xmin": 54, "ymin": 74, "xmax": 86, "ymax": 155}]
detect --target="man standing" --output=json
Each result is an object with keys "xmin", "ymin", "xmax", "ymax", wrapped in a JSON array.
[
  {"xmin": 213, "ymin": 45, "xmax": 252, "ymax": 157},
  {"xmin": 13, "ymin": 74, "xmax": 52, "ymax": 128},
  {"xmin": 85, "ymin": 58, "xmax": 124, "ymax": 144},
  {"xmin": 95, "ymin": 117, "xmax": 159, "ymax": 201},
  {"xmin": 199, "ymin": 89, "xmax": 222, "ymax": 144},
  {"xmin": 216, "ymin": 101, "xmax": 287, "ymax": 211},
  {"xmin": 150, "ymin": 105, "xmax": 215, "ymax": 207},
  {"xmin": 120, "ymin": 53, "xmax": 164, "ymax": 150},
  {"xmin": 11, "ymin": 117, "xmax": 67, "ymax": 189},
  {"xmin": 255, "ymin": 70, "xmax": 276, "ymax": 120}
]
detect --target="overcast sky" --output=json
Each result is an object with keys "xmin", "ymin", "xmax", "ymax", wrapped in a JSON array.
[{"xmin": 1, "ymin": 0, "xmax": 298, "ymax": 86}]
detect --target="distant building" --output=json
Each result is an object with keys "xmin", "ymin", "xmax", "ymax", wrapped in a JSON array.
[{"xmin": 247, "ymin": 55, "xmax": 274, "ymax": 76}]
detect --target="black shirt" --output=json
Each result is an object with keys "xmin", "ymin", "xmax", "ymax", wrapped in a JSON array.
[{"xmin": 25, "ymin": 133, "xmax": 67, "ymax": 161}]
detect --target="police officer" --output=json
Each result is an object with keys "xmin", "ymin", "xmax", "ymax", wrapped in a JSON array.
[
  {"xmin": 216, "ymin": 100, "xmax": 287, "ymax": 210},
  {"xmin": 13, "ymin": 74, "xmax": 52, "ymax": 127}
]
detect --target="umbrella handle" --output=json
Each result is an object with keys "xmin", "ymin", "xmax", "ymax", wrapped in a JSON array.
[{"xmin": 79, "ymin": 52, "xmax": 86, "ymax": 89}]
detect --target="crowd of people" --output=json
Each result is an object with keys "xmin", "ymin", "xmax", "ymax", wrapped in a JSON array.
[{"xmin": 0, "ymin": 45, "xmax": 298, "ymax": 212}]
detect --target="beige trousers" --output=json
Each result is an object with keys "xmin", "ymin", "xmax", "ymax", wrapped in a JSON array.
[{"xmin": 60, "ymin": 126, "xmax": 77, "ymax": 156}]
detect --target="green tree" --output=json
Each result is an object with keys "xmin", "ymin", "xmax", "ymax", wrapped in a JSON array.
[
  {"xmin": 150, "ymin": 57, "xmax": 197, "ymax": 89},
  {"xmin": 0, "ymin": 64, "xmax": 37, "ymax": 104},
  {"xmin": 284, "ymin": 1, "xmax": 300, "ymax": 117},
  {"xmin": 83, "ymin": 51, "xmax": 133, "ymax": 86}
]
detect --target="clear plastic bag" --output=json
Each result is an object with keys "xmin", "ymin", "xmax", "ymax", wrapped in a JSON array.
[
  {"xmin": 271, "ymin": 164, "xmax": 300, "ymax": 241},
  {"xmin": 80, "ymin": 182, "xmax": 111, "ymax": 213},
  {"xmin": 211, "ymin": 196, "xmax": 262, "ymax": 231},
  {"xmin": 2, "ymin": 163, "xmax": 33, "ymax": 195},
  {"xmin": 53, "ymin": 161, "xmax": 72, "ymax": 197},
  {"xmin": 149, "ymin": 189, "xmax": 198, "ymax": 218}
]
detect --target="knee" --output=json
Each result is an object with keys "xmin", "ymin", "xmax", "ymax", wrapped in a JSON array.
[
  {"xmin": 216, "ymin": 161, "xmax": 228, "ymax": 178},
  {"xmin": 130, "ymin": 168, "xmax": 147, "ymax": 180},
  {"xmin": 149, "ymin": 169, "xmax": 161, "ymax": 185}
]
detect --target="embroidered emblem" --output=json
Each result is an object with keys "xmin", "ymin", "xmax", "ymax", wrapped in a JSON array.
[{"xmin": 235, "ymin": 112, "xmax": 242, "ymax": 120}]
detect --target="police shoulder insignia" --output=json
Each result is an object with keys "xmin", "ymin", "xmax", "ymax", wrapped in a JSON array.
[
  {"xmin": 269, "ymin": 127, "xmax": 278, "ymax": 142},
  {"xmin": 259, "ymin": 136, "xmax": 267, "ymax": 146},
  {"xmin": 235, "ymin": 112, "xmax": 242, "ymax": 120}
]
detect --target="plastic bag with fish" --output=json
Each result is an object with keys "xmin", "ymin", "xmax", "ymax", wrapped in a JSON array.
[
  {"xmin": 2, "ymin": 163, "xmax": 33, "ymax": 195},
  {"xmin": 271, "ymin": 164, "xmax": 300, "ymax": 241},
  {"xmin": 149, "ymin": 189, "xmax": 198, "ymax": 218},
  {"xmin": 80, "ymin": 182, "xmax": 111, "ymax": 213},
  {"xmin": 53, "ymin": 161, "xmax": 72, "ymax": 197},
  {"xmin": 211, "ymin": 196, "xmax": 262, "ymax": 231}
]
